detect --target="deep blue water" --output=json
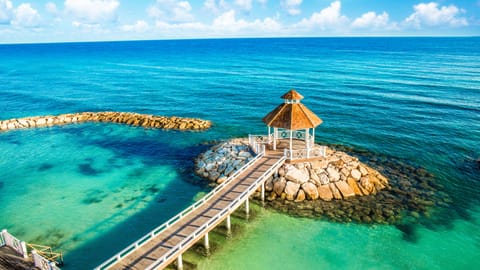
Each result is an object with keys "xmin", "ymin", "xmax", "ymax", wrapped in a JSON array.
[{"xmin": 0, "ymin": 37, "xmax": 479, "ymax": 269}]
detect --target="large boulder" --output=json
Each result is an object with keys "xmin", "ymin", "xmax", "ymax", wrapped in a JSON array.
[
  {"xmin": 351, "ymin": 169, "xmax": 362, "ymax": 180},
  {"xmin": 273, "ymin": 181, "xmax": 286, "ymax": 196},
  {"xmin": 327, "ymin": 167, "xmax": 340, "ymax": 182},
  {"xmin": 335, "ymin": 181, "xmax": 355, "ymax": 198},
  {"xmin": 285, "ymin": 182, "xmax": 300, "ymax": 201},
  {"xmin": 329, "ymin": 183, "xmax": 342, "ymax": 200},
  {"xmin": 295, "ymin": 189, "xmax": 306, "ymax": 202},
  {"xmin": 285, "ymin": 165, "xmax": 309, "ymax": 184},
  {"xmin": 346, "ymin": 177, "xmax": 363, "ymax": 196},
  {"xmin": 301, "ymin": 182, "xmax": 319, "ymax": 200},
  {"xmin": 317, "ymin": 185, "xmax": 334, "ymax": 201}
]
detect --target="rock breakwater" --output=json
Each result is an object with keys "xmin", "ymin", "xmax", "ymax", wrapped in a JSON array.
[
  {"xmin": 195, "ymin": 139, "xmax": 449, "ymax": 225},
  {"xmin": 195, "ymin": 139, "xmax": 388, "ymax": 201},
  {"xmin": 0, "ymin": 112, "xmax": 211, "ymax": 132}
]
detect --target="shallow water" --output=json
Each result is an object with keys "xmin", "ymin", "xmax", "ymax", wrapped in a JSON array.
[{"xmin": 0, "ymin": 37, "xmax": 479, "ymax": 269}]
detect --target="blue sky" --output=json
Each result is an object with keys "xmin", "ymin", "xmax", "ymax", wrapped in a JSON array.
[{"xmin": 0, "ymin": 0, "xmax": 479, "ymax": 43}]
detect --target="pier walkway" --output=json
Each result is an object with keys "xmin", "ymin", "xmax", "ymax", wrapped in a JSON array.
[{"xmin": 96, "ymin": 148, "xmax": 285, "ymax": 270}]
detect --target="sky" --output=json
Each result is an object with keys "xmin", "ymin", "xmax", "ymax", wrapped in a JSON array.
[{"xmin": 0, "ymin": 0, "xmax": 479, "ymax": 43}]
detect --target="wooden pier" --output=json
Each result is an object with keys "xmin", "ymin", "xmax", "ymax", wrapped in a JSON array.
[{"xmin": 96, "ymin": 148, "xmax": 285, "ymax": 270}]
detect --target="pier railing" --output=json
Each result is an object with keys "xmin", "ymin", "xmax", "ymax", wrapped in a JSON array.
[
  {"xmin": 95, "ymin": 147, "xmax": 266, "ymax": 270},
  {"xmin": 144, "ymin": 155, "xmax": 286, "ymax": 270},
  {"xmin": 284, "ymin": 146, "xmax": 326, "ymax": 160},
  {"xmin": 248, "ymin": 134, "xmax": 268, "ymax": 154},
  {"xmin": 0, "ymin": 229, "xmax": 28, "ymax": 258},
  {"xmin": 32, "ymin": 250, "xmax": 61, "ymax": 270}
]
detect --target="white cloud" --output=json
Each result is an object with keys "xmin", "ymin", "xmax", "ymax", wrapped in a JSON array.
[
  {"xmin": 148, "ymin": 0, "xmax": 194, "ymax": 23},
  {"xmin": 0, "ymin": 0, "xmax": 13, "ymax": 24},
  {"xmin": 235, "ymin": 0, "xmax": 252, "ymax": 11},
  {"xmin": 121, "ymin": 20, "xmax": 149, "ymax": 32},
  {"xmin": 13, "ymin": 3, "xmax": 41, "ymax": 27},
  {"xmin": 295, "ymin": 1, "xmax": 348, "ymax": 30},
  {"xmin": 282, "ymin": 0, "xmax": 302, "ymax": 16},
  {"xmin": 152, "ymin": 9, "xmax": 281, "ymax": 36},
  {"xmin": 352, "ymin": 11, "xmax": 389, "ymax": 29},
  {"xmin": 212, "ymin": 10, "xmax": 281, "ymax": 34},
  {"xmin": 65, "ymin": 0, "xmax": 119, "ymax": 24},
  {"xmin": 405, "ymin": 2, "xmax": 468, "ymax": 28},
  {"xmin": 45, "ymin": 2, "xmax": 57, "ymax": 14},
  {"xmin": 203, "ymin": 0, "xmax": 228, "ymax": 14}
]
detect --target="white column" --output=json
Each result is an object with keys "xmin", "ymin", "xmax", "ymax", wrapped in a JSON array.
[
  {"xmin": 261, "ymin": 183, "xmax": 265, "ymax": 202},
  {"xmin": 245, "ymin": 198, "xmax": 250, "ymax": 217},
  {"xmin": 267, "ymin": 126, "xmax": 271, "ymax": 144},
  {"xmin": 21, "ymin": 241, "xmax": 28, "ymax": 258},
  {"xmin": 273, "ymin": 127, "xmax": 277, "ymax": 150},
  {"xmin": 289, "ymin": 129, "xmax": 293, "ymax": 159},
  {"xmin": 226, "ymin": 215, "xmax": 231, "ymax": 235},
  {"xmin": 204, "ymin": 232, "xmax": 210, "ymax": 251},
  {"xmin": 177, "ymin": 254, "xmax": 183, "ymax": 270},
  {"xmin": 305, "ymin": 128, "xmax": 310, "ymax": 158},
  {"xmin": 312, "ymin": 128, "xmax": 315, "ymax": 145}
]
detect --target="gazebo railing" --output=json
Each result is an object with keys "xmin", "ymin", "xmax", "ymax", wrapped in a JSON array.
[
  {"xmin": 284, "ymin": 146, "xmax": 326, "ymax": 160},
  {"xmin": 248, "ymin": 134, "xmax": 270, "ymax": 154}
]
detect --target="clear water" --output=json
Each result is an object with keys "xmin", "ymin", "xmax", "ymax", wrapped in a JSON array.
[{"xmin": 0, "ymin": 38, "xmax": 479, "ymax": 269}]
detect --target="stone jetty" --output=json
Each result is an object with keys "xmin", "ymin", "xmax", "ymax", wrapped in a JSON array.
[
  {"xmin": 0, "ymin": 112, "xmax": 211, "ymax": 132},
  {"xmin": 195, "ymin": 139, "xmax": 388, "ymax": 201},
  {"xmin": 195, "ymin": 139, "xmax": 447, "ymax": 224}
]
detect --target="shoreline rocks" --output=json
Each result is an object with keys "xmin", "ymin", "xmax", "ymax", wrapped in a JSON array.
[
  {"xmin": 195, "ymin": 139, "xmax": 449, "ymax": 225},
  {"xmin": 195, "ymin": 139, "xmax": 389, "ymax": 201},
  {"xmin": 0, "ymin": 112, "xmax": 211, "ymax": 132}
]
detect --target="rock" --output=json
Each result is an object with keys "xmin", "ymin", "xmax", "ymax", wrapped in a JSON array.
[
  {"xmin": 310, "ymin": 159, "xmax": 328, "ymax": 169},
  {"xmin": 278, "ymin": 167, "xmax": 285, "ymax": 176},
  {"xmin": 285, "ymin": 182, "xmax": 300, "ymax": 201},
  {"xmin": 335, "ymin": 181, "xmax": 355, "ymax": 198},
  {"xmin": 346, "ymin": 177, "xmax": 363, "ymax": 196},
  {"xmin": 319, "ymin": 173, "xmax": 329, "ymax": 185},
  {"xmin": 309, "ymin": 168, "xmax": 320, "ymax": 182},
  {"xmin": 359, "ymin": 166, "xmax": 368, "ymax": 176},
  {"xmin": 238, "ymin": 151, "xmax": 251, "ymax": 158},
  {"xmin": 265, "ymin": 178, "xmax": 274, "ymax": 192},
  {"xmin": 327, "ymin": 167, "xmax": 340, "ymax": 182},
  {"xmin": 216, "ymin": 176, "xmax": 228, "ymax": 184},
  {"xmin": 273, "ymin": 181, "xmax": 286, "ymax": 196},
  {"xmin": 329, "ymin": 183, "xmax": 342, "ymax": 199},
  {"xmin": 351, "ymin": 169, "xmax": 362, "ymax": 180},
  {"xmin": 360, "ymin": 177, "xmax": 375, "ymax": 194},
  {"xmin": 295, "ymin": 189, "xmax": 306, "ymax": 202},
  {"xmin": 285, "ymin": 165, "xmax": 309, "ymax": 184},
  {"xmin": 317, "ymin": 185, "xmax": 334, "ymax": 201},
  {"xmin": 340, "ymin": 167, "xmax": 350, "ymax": 178},
  {"xmin": 301, "ymin": 182, "xmax": 319, "ymax": 200}
]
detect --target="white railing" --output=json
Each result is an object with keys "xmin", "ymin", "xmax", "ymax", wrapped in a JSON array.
[
  {"xmin": 0, "ymin": 229, "xmax": 28, "ymax": 258},
  {"xmin": 145, "ymin": 156, "xmax": 286, "ymax": 270},
  {"xmin": 284, "ymin": 146, "xmax": 327, "ymax": 160},
  {"xmin": 95, "ymin": 149, "xmax": 266, "ymax": 270},
  {"xmin": 32, "ymin": 250, "xmax": 61, "ymax": 270},
  {"xmin": 248, "ymin": 134, "xmax": 269, "ymax": 154}
]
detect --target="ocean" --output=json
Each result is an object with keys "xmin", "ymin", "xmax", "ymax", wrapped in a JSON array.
[{"xmin": 0, "ymin": 37, "xmax": 479, "ymax": 269}]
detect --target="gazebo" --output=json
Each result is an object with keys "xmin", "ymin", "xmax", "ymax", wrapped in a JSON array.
[{"xmin": 261, "ymin": 89, "xmax": 323, "ymax": 159}]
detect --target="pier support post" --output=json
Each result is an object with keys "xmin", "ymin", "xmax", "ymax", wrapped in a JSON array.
[
  {"xmin": 204, "ymin": 232, "xmax": 210, "ymax": 255},
  {"xmin": 226, "ymin": 215, "xmax": 232, "ymax": 236},
  {"xmin": 245, "ymin": 198, "xmax": 250, "ymax": 219},
  {"xmin": 261, "ymin": 183, "xmax": 265, "ymax": 202},
  {"xmin": 177, "ymin": 254, "xmax": 183, "ymax": 270}
]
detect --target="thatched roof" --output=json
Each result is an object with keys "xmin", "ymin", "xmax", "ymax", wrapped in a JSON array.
[
  {"xmin": 262, "ymin": 90, "xmax": 322, "ymax": 130},
  {"xmin": 281, "ymin": 89, "xmax": 304, "ymax": 100}
]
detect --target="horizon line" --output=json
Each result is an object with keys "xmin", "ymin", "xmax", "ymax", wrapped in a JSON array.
[{"xmin": 1, "ymin": 35, "xmax": 479, "ymax": 46}]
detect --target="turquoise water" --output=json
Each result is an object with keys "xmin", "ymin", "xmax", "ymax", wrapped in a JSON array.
[{"xmin": 0, "ymin": 38, "xmax": 479, "ymax": 269}]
